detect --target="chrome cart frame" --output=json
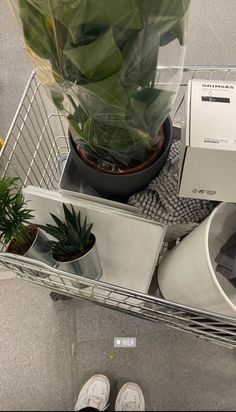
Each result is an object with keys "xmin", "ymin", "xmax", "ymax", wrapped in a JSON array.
[{"xmin": 1, "ymin": 66, "xmax": 236, "ymax": 349}]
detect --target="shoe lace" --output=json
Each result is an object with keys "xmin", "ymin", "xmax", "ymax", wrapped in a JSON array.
[
  {"xmin": 120, "ymin": 400, "xmax": 140, "ymax": 411},
  {"xmin": 87, "ymin": 393, "xmax": 109, "ymax": 411}
]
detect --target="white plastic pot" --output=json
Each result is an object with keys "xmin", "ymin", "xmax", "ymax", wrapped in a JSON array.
[{"xmin": 158, "ymin": 203, "xmax": 236, "ymax": 317}]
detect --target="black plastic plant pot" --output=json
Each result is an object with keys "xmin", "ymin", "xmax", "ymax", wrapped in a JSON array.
[{"xmin": 69, "ymin": 117, "xmax": 172, "ymax": 201}]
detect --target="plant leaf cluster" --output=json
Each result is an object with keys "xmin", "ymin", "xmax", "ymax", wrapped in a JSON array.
[
  {"xmin": 39, "ymin": 204, "xmax": 93, "ymax": 259},
  {"xmin": 0, "ymin": 177, "xmax": 33, "ymax": 248},
  {"xmin": 17, "ymin": 0, "xmax": 190, "ymax": 168}
]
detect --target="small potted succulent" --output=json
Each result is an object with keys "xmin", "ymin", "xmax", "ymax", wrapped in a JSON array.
[
  {"xmin": 9, "ymin": 0, "xmax": 190, "ymax": 199},
  {"xmin": 0, "ymin": 177, "xmax": 51, "ymax": 262},
  {"xmin": 39, "ymin": 203, "xmax": 102, "ymax": 280}
]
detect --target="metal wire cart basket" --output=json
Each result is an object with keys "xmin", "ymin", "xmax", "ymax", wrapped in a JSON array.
[{"xmin": 1, "ymin": 66, "xmax": 236, "ymax": 349}]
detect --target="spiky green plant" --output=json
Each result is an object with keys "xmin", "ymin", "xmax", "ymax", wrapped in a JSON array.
[
  {"xmin": 0, "ymin": 177, "xmax": 34, "ymax": 250},
  {"xmin": 39, "ymin": 204, "xmax": 93, "ymax": 260}
]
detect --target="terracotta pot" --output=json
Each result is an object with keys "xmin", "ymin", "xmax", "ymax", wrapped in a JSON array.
[{"xmin": 78, "ymin": 127, "xmax": 165, "ymax": 175}]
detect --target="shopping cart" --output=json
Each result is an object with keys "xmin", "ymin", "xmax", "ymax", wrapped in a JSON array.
[{"xmin": 1, "ymin": 66, "xmax": 236, "ymax": 349}]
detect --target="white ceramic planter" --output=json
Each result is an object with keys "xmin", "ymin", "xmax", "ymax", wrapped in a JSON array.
[{"xmin": 158, "ymin": 203, "xmax": 236, "ymax": 317}]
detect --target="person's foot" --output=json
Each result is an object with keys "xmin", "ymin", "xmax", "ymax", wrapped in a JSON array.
[
  {"xmin": 74, "ymin": 374, "xmax": 110, "ymax": 411},
  {"xmin": 115, "ymin": 383, "xmax": 145, "ymax": 411}
]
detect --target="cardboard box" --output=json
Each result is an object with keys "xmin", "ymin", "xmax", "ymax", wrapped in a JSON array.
[{"xmin": 179, "ymin": 79, "xmax": 236, "ymax": 202}]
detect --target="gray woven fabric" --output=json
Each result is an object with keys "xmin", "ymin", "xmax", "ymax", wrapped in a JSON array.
[{"xmin": 128, "ymin": 140, "xmax": 216, "ymax": 238}]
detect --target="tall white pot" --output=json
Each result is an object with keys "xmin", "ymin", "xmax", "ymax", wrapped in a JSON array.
[{"xmin": 158, "ymin": 203, "xmax": 236, "ymax": 317}]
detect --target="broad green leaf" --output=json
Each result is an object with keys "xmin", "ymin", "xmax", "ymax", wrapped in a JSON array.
[
  {"xmin": 122, "ymin": 24, "xmax": 160, "ymax": 90},
  {"xmin": 82, "ymin": 118, "xmax": 149, "ymax": 155},
  {"xmin": 68, "ymin": 116, "xmax": 84, "ymax": 139},
  {"xmin": 73, "ymin": 105, "xmax": 89, "ymax": 127},
  {"xmin": 22, "ymin": 0, "xmax": 49, "ymax": 16},
  {"xmin": 160, "ymin": 14, "xmax": 189, "ymax": 46},
  {"xmin": 63, "ymin": 27, "xmax": 123, "ymax": 81},
  {"xmin": 131, "ymin": 88, "xmax": 174, "ymax": 133},
  {"xmin": 19, "ymin": 0, "xmax": 51, "ymax": 59},
  {"xmin": 145, "ymin": 88, "xmax": 174, "ymax": 122},
  {"xmin": 145, "ymin": 88, "xmax": 173, "ymax": 133},
  {"xmin": 79, "ymin": 73, "xmax": 129, "ymax": 110},
  {"xmin": 110, "ymin": 127, "xmax": 150, "ymax": 154},
  {"xmin": 51, "ymin": 90, "xmax": 64, "ymax": 110},
  {"xmin": 50, "ymin": 0, "xmax": 142, "ymax": 42}
]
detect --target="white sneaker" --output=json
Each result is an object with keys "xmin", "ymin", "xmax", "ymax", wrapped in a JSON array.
[
  {"xmin": 115, "ymin": 383, "xmax": 145, "ymax": 411},
  {"xmin": 74, "ymin": 374, "xmax": 110, "ymax": 411}
]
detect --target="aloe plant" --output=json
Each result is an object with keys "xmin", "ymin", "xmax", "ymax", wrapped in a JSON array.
[
  {"xmin": 11, "ymin": 0, "xmax": 190, "ymax": 169},
  {"xmin": 39, "ymin": 204, "xmax": 93, "ymax": 260},
  {"xmin": 0, "ymin": 177, "xmax": 34, "ymax": 250}
]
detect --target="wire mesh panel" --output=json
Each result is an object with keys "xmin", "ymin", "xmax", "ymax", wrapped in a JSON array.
[
  {"xmin": 0, "ymin": 73, "xmax": 68, "ymax": 188},
  {"xmin": 1, "ymin": 253, "xmax": 236, "ymax": 349},
  {"xmin": 1, "ymin": 67, "xmax": 236, "ymax": 349}
]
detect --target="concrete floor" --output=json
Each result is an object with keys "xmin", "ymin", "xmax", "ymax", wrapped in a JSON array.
[{"xmin": 1, "ymin": 1, "xmax": 236, "ymax": 410}]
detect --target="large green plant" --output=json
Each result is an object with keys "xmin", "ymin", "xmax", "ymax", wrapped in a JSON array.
[{"xmin": 13, "ymin": 0, "xmax": 190, "ymax": 169}]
